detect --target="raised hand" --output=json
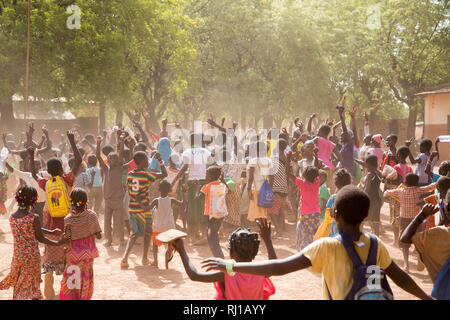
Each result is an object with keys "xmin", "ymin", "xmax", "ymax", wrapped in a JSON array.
[
  {"xmin": 421, "ymin": 203, "xmax": 439, "ymax": 218},
  {"xmin": 96, "ymin": 136, "xmax": 103, "ymax": 144},
  {"xmin": 349, "ymin": 106, "xmax": 358, "ymax": 118},
  {"xmin": 256, "ymin": 218, "xmax": 272, "ymax": 243},
  {"xmin": 154, "ymin": 152, "xmax": 162, "ymax": 161},
  {"xmin": 67, "ymin": 130, "xmax": 75, "ymax": 141},
  {"xmin": 405, "ymin": 138, "xmax": 414, "ymax": 147}
]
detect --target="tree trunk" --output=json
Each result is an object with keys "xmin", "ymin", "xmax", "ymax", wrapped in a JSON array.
[
  {"xmin": 406, "ymin": 103, "xmax": 418, "ymax": 140},
  {"xmin": 99, "ymin": 100, "xmax": 106, "ymax": 132},
  {"xmin": 263, "ymin": 115, "xmax": 273, "ymax": 130},
  {"xmin": 146, "ymin": 107, "xmax": 161, "ymax": 134},
  {"xmin": 115, "ymin": 110, "xmax": 123, "ymax": 127},
  {"xmin": 0, "ymin": 98, "xmax": 16, "ymax": 131},
  {"xmin": 240, "ymin": 105, "xmax": 246, "ymax": 130}
]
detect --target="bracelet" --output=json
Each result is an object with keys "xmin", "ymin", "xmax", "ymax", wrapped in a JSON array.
[{"xmin": 226, "ymin": 259, "xmax": 236, "ymax": 276}]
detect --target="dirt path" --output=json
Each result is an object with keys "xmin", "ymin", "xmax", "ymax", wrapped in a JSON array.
[{"xmin": 0, "ymin": 199, "xmax": 433, "ymax": 300}]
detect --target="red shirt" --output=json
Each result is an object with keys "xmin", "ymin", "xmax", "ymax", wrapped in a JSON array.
[{"xmin": 38, "ymin": 171, "xmax": 75, "ymax": 191}]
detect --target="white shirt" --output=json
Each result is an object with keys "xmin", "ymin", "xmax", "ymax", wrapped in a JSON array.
[
  {"xmin": 11, "ymin": 169, "xmax": 46, "ymax": 202},
  {"xmin": 182, "ymin": 147, "xmax": 212, "ymax": 181},
  {"xmin": 247, "ymin": 157, "xmax": 273, "ymax": 190}
]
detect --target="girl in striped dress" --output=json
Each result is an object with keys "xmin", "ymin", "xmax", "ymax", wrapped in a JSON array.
[{"xmin": 58, "ymin": 188, "xmax": 102, "ymax": 300}]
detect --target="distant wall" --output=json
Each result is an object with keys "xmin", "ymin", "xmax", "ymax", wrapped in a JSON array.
[{"xmin": 11, "ymin": 117, "xmax": 98, "ymax": 142}]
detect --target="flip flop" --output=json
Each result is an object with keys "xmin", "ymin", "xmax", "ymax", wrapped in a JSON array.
[
  {"xmin": 165, "ymin": 243, "xmax": 175, "ymax": 270},
  {"xmin": 156, "ymin": 229, "xmax": 188, "ymax": 244}
]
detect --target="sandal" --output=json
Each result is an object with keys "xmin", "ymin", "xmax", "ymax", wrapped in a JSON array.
[
  {"xmin": 142, "ymin": 258, "xmax": 151, "ymax": 266},
  {"xmin": 165, "ymin": 242, "xmax": 175, "ymax": 269},
  {"xmin": 120, "ymin": 260, "xmax": 129, "ymax": 269}
]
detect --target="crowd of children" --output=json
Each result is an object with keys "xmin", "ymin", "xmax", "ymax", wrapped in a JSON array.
[{"xmin": 0, "ymin": 102, "xmax": 448, "ymax": 300}]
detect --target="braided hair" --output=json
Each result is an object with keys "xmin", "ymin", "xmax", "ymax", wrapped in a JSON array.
[
  {"xmin": 228, "ymin": 228, "xmax": 260, "ymax": 262},
  {"xmin": 15, "ymin": 186, "xmax": 38, "ymax": 210},
  {"xmin": 69, "ymin": 188, "xmax": 88, "ymax": 213}
]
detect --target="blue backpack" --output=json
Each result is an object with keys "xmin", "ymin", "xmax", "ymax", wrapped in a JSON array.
[
  {"xmin": 327, "ymin": 232, "xmax": 394, "ymax": 300},
  {"xmin": 257, "ymin": 180, "xmax": 274, "ymax": 208},
  {"xmin": 431, "ymin": 258, "xmax": 450, "ymax": 300}
]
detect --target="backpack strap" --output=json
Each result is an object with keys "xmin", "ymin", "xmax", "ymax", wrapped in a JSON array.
[
  {"xmin": 335, "ymin": 232, "xmax": 364, "ymax": 269},
  {"xmin": 366, "ymin": 233, "xmax": 378, "ymax": 267}
]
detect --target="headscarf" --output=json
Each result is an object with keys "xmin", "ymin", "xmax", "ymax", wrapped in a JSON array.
[
  {"xmin": 372, "ymin": 134, "xmax": 382, "ymax": 145},
  {"xmin": 149, "ymin": 137, "xmax": 172, "ymax": 172},
  {"xmin": 158, "ymin": 137, "xmax": 172, "ymax": 166}
]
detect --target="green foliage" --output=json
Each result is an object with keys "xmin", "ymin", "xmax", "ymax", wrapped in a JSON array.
[{"xmin": 0, "ymin": 0, "xmax": 448, "ymax": 133}]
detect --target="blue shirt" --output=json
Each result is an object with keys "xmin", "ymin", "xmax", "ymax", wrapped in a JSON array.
[{"xmin": 86, "ymin": 166, "xmax": 102, "ymax": 187}]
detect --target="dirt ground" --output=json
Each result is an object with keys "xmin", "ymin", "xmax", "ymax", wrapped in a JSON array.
[{"xmin": 0, "ymin": 198, "xmax": 433, "ymax": 300}]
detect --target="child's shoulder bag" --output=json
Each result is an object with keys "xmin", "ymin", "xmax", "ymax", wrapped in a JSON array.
[
  {"xmin": 46, "ymin": 176, "xmax": 70, "ymax": 218},
  {"xmin": 328, "ymin": 232, "xmax": 394, "ymax": 300}
]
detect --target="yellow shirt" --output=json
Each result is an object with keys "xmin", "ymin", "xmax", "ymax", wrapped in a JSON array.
[
  {"xmin": 412, "ymin": 226, "xmax": 450, "ymax": 282},
  {"xmin": 301, "ymin": 232, "xmax": 392, "ymax": 300}
]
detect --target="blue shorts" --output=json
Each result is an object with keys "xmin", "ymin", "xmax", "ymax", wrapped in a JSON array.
[{"xmin": 129, "ymin": 213, "xmax": 152, "ymax": 238}]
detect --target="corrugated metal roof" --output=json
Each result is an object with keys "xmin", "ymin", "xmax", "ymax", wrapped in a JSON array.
[{"xmin": 415, "ymin": 83, "xmax": 450, "ymax": 96}]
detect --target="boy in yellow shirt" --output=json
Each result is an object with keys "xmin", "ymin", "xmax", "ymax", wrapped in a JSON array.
[{"xmin": 201, "ymin": 185, "xmax": 432, "ymax": 300}]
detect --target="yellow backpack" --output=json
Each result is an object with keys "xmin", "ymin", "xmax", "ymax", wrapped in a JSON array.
[{"xmin": 46, "ymin": 176, "xmax": 70, "ymax": 218}]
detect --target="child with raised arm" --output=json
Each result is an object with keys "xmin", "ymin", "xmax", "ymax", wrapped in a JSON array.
[
  {"xmin": 294, "ymin": 164, "xmax": 321, "ymax": 251},
  {"xmin": 406, "ymin": 138, "xmax": 437, "ymax": 186},
  {"xmin": 384, "ymin": 173, "xmax": 436, "ymax": 272},
  {"xmin": 144, "ymin": 180, "xmax": 185, "ymax": 268},
  {"xmin": 0, "ymin": 186, "xmax": 61, "ymax": 300},
  {"xmin": 31, "ymin": 131, "xmax": 82, "ymax": 300},
  {"xmin": 121, "ymin": 151, "xmax": 167, "ymax": 269},
  {"xmin": 400, "ymin": 192, "xmax": 450, "ymax": 300},
  {"xmin": 174, "ymin": 219, "xmax": 277, "ymax": 300},
  {"xmin": 58, "ymin": 188, "xmax": 102, "ymax": 300},
  {"xmin": 201, "ymin": 186, "xmax": 433, "ymax": 300},
  {"xmin": 361, "ymin": 155, "xmax": 383, "ymax": 236},
  {"xmin": 96, "ymin": 134, "xmax": 128, "ymax": 247}
]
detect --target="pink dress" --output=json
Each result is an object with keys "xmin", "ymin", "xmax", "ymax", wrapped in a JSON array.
[
  {"xmin": 214, "ymin": 273, "xmax": 275, "ymax": 300},
  {"xmin": 296, "ymin": 178, "xmax": 320, "ymax": 215},
  {"xmin": 317, "ymin": 137, "xmax": 336, "ymax": 170}
]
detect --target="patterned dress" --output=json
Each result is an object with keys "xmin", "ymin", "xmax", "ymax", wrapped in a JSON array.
[
  {"xmin": 0, "ymin": 178, "xmax": 7, "ymax": 215},
  {"xmin": 221, "ymin": 161, "xmax": 244, "ymax": 226},
  {"xmin": 0, "ymin": 213, "xmax": 43, "ymax": 300},
  {"xmin": 59, "ymin": 210, "xmax": 101, "ymax": 300}
]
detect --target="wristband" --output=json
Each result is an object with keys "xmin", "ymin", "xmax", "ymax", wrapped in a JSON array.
[{"xmin": 226, "ymin": 259, "xmax": 236, "ymax": 276}]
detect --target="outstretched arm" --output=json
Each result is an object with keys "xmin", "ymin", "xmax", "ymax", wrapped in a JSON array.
[
  {"xmin": 384, "ymin": 261, "xmax": 432, "ymax": 300},
  {"xmin": 257, "ymin": 218, "xmax": 277, "ymax": 260},
  {"xmin": 95, "ymin": 136, "xmax": 107, "ymax": 171},
  {"xmin": 400, "ymin": 204, "xmax": 438, "ymax": 244},
  {"xmin": 174, "ymin": 239, "xmax": 224, "ymax": 283},
  {"xmin": 152, "ymin": 153, "xmax": 168, "ymax": 180},
  {"xmin": 36, "ymin": 126, "xmax": 52, "ymax": 155},
  {"xmin": 307, "ymin": 114, "xmax": 317, "ymax": 135},
  {"xmin": 349, "ymin": 106, "xmax": 359, "ymax": 147},
  {"xmin": 67, "ymin": 131, "xmax": 82, "ymax": 175},
  {"xmin": 201, "ymin": 251, "xmax": 312, "ymax": 278},
  {"xmin": 33, "ymin": 215, "xmax": 61, "ymax": 246}
]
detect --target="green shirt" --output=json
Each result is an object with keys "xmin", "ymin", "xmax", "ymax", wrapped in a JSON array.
[{"xmin": 319, "ymin": 184, "xmax": 330, "ymax": 220}]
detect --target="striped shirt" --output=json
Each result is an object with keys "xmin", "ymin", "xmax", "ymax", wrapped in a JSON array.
[
  {"xmin": 271, "ymin": 157, "xmax": 288, "ymax": 194},
  {"xmin": 127, "ymin": 169, "xmax": 156, "ymax": 215}
]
